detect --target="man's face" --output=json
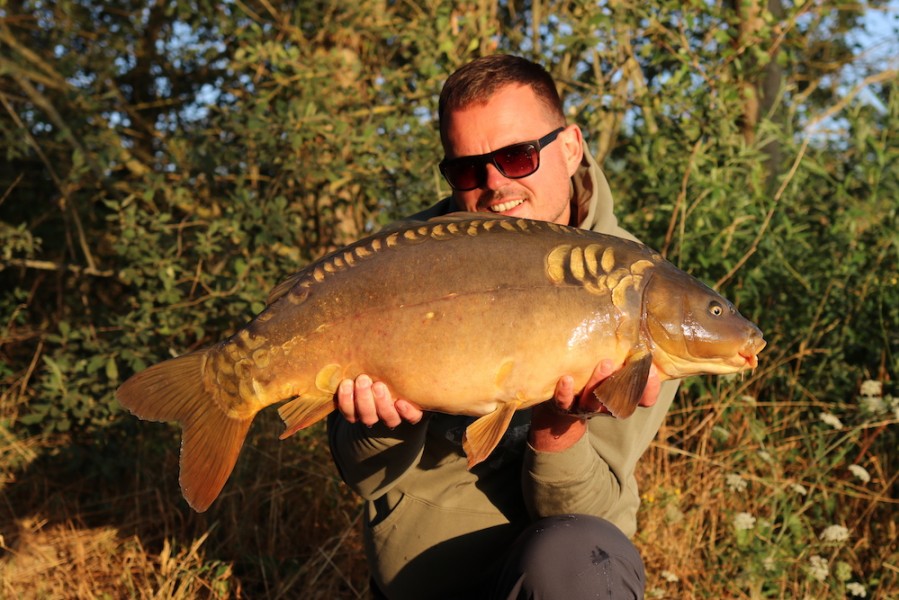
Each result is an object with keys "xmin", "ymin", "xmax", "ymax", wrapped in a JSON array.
[{"xmin": 441, "ymin": 84, "xmax": 584, "ymax": 226}]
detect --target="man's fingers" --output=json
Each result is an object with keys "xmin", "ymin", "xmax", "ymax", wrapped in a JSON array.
[
  {"xmin": 337, "ymin": 378, "xmax": 357, "ymax": 423},
  {"xmin": 337, "ymin": 375, "xmax": 418, "ymax": 427},
  {"xmin": 351, "ymin": 374, "xmax": 378, "ymax": 426},
  {"xmin": 373, "ymin": 381, "xmax": 402, "ymax": 428},
  {"xmin": 552, "ymin": 375, "xmax": 576, "ymax": 412},
  {"xmin": 395, "ymin": 399, "xmax": 424, "ymax": 425},
  {"xmin": 639, "ymin": 365, "xmax": 661, "ymax": 407},
  {"xmin": 572, "ymin": 359, "xmax": 617, "ymax": 413},
  {"xmin": 585, "ymin": 359, "xmax": 618, "ymax": 390}
]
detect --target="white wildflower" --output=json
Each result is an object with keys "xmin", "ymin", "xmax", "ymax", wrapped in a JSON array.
[
  {"xmin": 820, "ymin": 412, "xmax": 844, "ymax": 429},
  {"xmin": 808, "ymin": 555, "xmax": 829, "ymax": 582},
  {"xmin": 848, "ymin": 464, "xmax": 871, "ymax": 483},
  {"xmin": 790, "ymin": 483, "xmax": 808, "ymax": 495},
  {"xmin": 725, "ymin": 473, "xmax": 748, "ymax": 493},
  {"xmin": 758, "ymin": 450, "xmax": 773, "ymax": 463},
  {"xmin": 860, "ymin": 394, "xmax": 886, "ymax": 414},
  {"xmin": 846, "ymin": 582, "xmax": 867, "ymax": 597},
  {"xmin": 762, "ymin": 555, "xmax": 777, "ymax": 572},
  {"xmin": 859, "ymin": 380, "xmax": 881, "ymax": 397},
  {"xmin": 660, "ymin": 570, "xmax": 679, "ymax": 583},
  {"xmin": 733, "ymin": 512, "xmax": 756, "ymax": 531},
  {"xmin": 820, "ymin": 524, "xmax": 850, "ymax": 544}
]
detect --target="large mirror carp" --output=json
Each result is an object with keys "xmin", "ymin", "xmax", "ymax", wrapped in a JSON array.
[{"xmin": 117, "ymin": 214, "xmax": 765, "ymax": 511}]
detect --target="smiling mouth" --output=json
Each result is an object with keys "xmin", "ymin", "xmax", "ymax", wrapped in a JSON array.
[{"xmin": 488, "ymin": 199, "xmax": 524, "ymax": 213}]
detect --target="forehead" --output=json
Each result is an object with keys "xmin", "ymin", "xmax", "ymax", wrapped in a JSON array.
[{"xmin": 441, "ymin": 84, "xmax": 559, "ymax": 156}]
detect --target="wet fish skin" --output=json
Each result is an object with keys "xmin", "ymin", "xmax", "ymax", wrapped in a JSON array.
[{"xmin": 117, "ymin": 214, "xmax": 765, "ymax": 511}]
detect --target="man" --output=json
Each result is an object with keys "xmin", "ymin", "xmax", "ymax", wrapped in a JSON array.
[{"xmin": 327, "ymin": 55, "xmax": 678, "ymax": 599}]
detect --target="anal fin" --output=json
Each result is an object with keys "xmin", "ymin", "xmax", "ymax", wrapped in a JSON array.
[
  {"xmin": 592, "ymin": 350, "xmax": 653, "ymax": 419},
  {"xmin": 462, "ymin": 401, "xmax": 519, "ymax": 469}
]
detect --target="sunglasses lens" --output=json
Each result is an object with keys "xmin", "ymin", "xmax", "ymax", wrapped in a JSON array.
[
  {"xmin": 442, "ymin": 161, "xmax": 481, "ymax": 191},
  {"xmin": 494, "ymin": 143, "xmax": 539, "ymax": 178},
  {"xmin": 440, "ymin": 139, "xmax": 546, "ymax": 190}
]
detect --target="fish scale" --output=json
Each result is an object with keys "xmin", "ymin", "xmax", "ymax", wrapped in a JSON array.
[{"xmin": 117, "ymin": 213, "xmax": 765, "ymax": 512}]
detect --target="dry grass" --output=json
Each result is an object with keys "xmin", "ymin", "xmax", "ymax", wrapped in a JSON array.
[
  {"xmin": 0, "ymin": 520, "xmax": 230, "ymax": 599},
  {"xmin": 0, "ymin": 415, "xmax": 371, "ymax": 599},
  {"xmin": 1, "ymin": 383, "xmax": 896, "ymax": 599},
  {"xmin": 635, "ymin": 387, "xmax": 898, "ymax": 599}
]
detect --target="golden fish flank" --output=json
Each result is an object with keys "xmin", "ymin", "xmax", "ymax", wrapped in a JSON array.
[{"xmin": 117, "ymin": 213, "xmax": 765, "ymax": 512}]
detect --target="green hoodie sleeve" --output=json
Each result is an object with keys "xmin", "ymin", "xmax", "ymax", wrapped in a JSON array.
[
  {"xmin": 521, "ymin": 378, "xmax": 678, "ymax": 537},
  {"xmin": 327, "ymin": 413, "xmax": 432, "ymax": 500}
]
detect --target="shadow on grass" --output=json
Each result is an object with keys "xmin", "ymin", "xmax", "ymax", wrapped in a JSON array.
[{"xmin": 0, "ymin": 411, "xmax": 369, "ymax": 598}]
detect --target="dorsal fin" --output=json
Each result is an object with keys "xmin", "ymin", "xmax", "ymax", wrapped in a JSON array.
[{"xmin": 266, "ymin": 272, "xmax": 304, "ymax": 305}]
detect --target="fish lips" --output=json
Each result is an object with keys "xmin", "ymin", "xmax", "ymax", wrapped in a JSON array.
[{"xmin": 738, "ymin": 333, "xmax": 767, "ymax": 369}]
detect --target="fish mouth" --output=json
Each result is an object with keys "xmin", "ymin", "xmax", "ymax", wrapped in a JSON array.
[
  {"xmin": 740, "ymin": 352, "xmax": 759, "ymax": 369},
  {"xmin": 739, "ymin": 336, "xmax": 766, "ymax": 369}
]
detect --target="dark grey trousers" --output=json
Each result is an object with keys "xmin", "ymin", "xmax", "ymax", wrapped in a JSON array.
[
  {"xmin": 486, "ymin": 514, "xmax": 645, "ymax": 600},
  {"xmin": 371, "ymin": 514, "xmax": 645, "ymax": 600}
]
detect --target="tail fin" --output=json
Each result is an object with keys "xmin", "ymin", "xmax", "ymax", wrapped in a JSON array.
[{"xmin": 116, "ymin": 351, "xmax": 253, "ymax": 512}]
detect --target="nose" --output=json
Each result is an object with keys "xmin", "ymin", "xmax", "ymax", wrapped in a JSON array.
[{"xmin": 483, "ymin": 163, "xmax": 512, "ymax": 190}]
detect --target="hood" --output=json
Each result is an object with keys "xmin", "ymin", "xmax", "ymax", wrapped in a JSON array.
[{"xmin": 571, "ymin": 141, "xmax": 640, "ymax": 243}]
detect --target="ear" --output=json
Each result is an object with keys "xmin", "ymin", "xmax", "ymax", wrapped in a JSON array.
[{"xmin": 560, "ymin": 124, "xmax": 584, "ymax": 177}]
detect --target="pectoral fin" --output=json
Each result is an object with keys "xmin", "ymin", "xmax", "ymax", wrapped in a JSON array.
[
  {"xmin": 592, "ymin": 350, "xmax": 653, "ymax": 419},
  {"xmin": 278, "ymin": 395, "xmax": 336, "ymax": 439},
  {"xmin": 462, "ymin": 401, "xmax": 519, "ymax": 469}
]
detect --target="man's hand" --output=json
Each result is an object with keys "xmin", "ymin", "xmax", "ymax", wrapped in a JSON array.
[
  {"xmin": 530, "ymin": 359, "xmax": 662, "ymax": 452},
  {"xmin": 555, "ymin": 359, "xmax": 661, "ymax": 415},
  {"xmin": 336, "ymin": 375, "xmax": 424, "ymax": 428}
]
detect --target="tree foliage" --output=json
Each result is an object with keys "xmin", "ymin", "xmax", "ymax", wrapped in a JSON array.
[{"xmin": 3, "ymin": 0, "xmax": 894, "ymax": 433}]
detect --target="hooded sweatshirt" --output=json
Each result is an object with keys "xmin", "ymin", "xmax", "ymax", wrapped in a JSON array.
[{"xmin": 328, "ymin": 144, "xmax": 678, "ymax": 600}]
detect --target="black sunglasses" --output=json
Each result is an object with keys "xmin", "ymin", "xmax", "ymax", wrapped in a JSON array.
[{"xmin": 439, "ymin": 127, "xmax": 566, "ymax": 191}]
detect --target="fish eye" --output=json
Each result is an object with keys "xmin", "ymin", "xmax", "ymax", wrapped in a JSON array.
[{"xmin": 709, "ymin": 301, "xmax": 724, "ymax": 316}]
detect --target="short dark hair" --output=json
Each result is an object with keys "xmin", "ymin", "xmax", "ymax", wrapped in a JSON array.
[{"xmin": 438, "ymin": 55, "xmax": 566, "ymax": 141}]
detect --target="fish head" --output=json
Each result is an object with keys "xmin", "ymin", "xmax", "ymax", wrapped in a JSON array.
[{"xmin": 642, "ymin": 268, "xmax": 766, "ymax": 377}]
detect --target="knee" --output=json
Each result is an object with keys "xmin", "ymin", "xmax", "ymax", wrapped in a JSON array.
[{"xmin": 514, "ymin": 514, "xmax": 645, "ymax": 599}]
